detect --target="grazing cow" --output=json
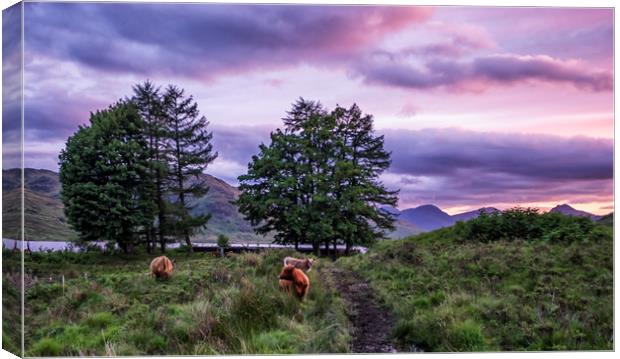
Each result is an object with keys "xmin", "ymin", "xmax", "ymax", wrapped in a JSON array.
[
  {"xmin": 283, "ymin": 256, "xmax": 314, "ymax": 272},
  {"xmin": 149, "ymin": 256, "xmax": 174, "ymax": 279},
  {"xmin": 279, "ymin": 279, "xmax": 293, "ymax": 293},
  {"xmin": 279, "ymin": 264, "xmax": 310, "ymax": 300}
]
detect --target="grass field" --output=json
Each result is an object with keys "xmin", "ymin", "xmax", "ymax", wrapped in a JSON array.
[
  {"xmin": 3, "ymin": 249, "xmax": 349, "ymax": 356},
  {"xmin": 338, "ymin": 224, "xmax": 613, "ymax": 351},
  {"xmin": 3, "ymin": 211, "xmax": 613, "ymax": 355}
]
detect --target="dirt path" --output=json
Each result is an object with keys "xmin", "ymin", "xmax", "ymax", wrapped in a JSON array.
[{"xmin": 326, "ymin": 266, "xmax": 400, "ymax": 353}]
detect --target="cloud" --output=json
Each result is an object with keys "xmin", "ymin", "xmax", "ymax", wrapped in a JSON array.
[
  {"xmin": 384, "ymin": 128, "xmax": 612, "ymax": 180},
  {"xmin": 24, "ymin": 3, "xmax": 432, "ymax": 79},
  {"xmin": 381, "ymin": 128, "xmax": 612, "ymax": 209},
  {"xmin": 356, "ymin": 53, "xmax": 613, "ymax": 92}
]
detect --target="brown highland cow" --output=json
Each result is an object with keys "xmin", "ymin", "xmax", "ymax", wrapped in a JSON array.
[
  {"xmin": 283, "ymin": 256, "xmax": 314, "ymax": 272},
  {"xmin": 150, "ymin": 255, "xmax": 174, "ymax": 279},
  {"xmin": 279, "ymin": 264, "xmax": 310, "ymax": 300}
]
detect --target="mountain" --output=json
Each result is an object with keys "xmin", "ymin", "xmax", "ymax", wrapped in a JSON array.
[
  {"xmin": 2, "ymin": 168, "xmax": 418, "ymax": 242},
  {"xmin": 550, "ymin": 204, "xmax": 602, "ymax": 220},
  {"xmin": 451, "ymin": 207, "xmax": 499, "ymax": 222},
  {"xmin": 2, "ymin": 168, "xmax": 75, "ymax": 241},
  {"xmin": 385, "ymin": 204, "xmax": 499, "ymax": 232},
  {"xmin": 399, "ymin": 204, "xmax": 454, "ymax": 231},
  {"xmin": 598, "ymin": 212, "xmax": 613, "ymax": 227},
  {"xmin": 1, "ymin": 168, "xmax": 268, "ymax": 242},
  {"xmin": 186, "ymin": 173, "xmax": 269, "ymax": 242}
]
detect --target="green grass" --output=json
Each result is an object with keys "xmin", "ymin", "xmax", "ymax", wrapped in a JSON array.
[
  {"xmin": 3, "ymin": 248, "xmax": 349, "ymax": 356},
  {"xmin": 339, "ymin": 223, "xmax": 613, "ymax": 352},
  {"xmin": 2, "ymin": 268, "xmax": 22, "ymax": 355}
]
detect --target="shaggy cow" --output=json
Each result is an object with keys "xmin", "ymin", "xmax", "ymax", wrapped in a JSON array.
[
  {"xmin": 149, "ymin": 256, "xmax": 174, "ymax": 279},
  {"xmin": 279, "ymin": 279, "xmax": 293, "ymax": 293},
  {"xmin": 278, "ymin": 264, "xmax": 310, "ymax": 300},
  {"xmin": 283, "ymin": 256, "xmax": 314, "ymax": 272}
]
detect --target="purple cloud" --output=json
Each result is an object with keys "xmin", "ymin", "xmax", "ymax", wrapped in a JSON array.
[
  {"xmin": 384, "ymin": 128, "xmax": 613, "ymax": 180},
  {"xmin": 3, "ymin": 3, "xmax": 22, "ymax": 169},
  {"xmin": 356, "ymin": 53, "xmax": 613, "ymax": 92},
  {"xmin": 24, "ymin": 3, "xmax": 431, "ymax": 79},
  {"xmin": 380, "ymin": 128, "xmax": 612, "ymax": 209}
]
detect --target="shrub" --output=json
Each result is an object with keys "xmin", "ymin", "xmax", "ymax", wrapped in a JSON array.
[
  {"xmin": 30, "ymin": 338, "xmax": 64, "ymax": 356},
  {"xmin": 455, "ymin": 208, "xmax": 610, "ymax": 244}
]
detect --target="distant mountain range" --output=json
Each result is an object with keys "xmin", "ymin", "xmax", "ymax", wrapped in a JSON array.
[
  {"xmin": 382, "ymin": 205, "xmax": 499, "ymax": 231},
  {"xmin": 1, "ymin": 168, "xmax": 422, "ymax": 241},
  {"xmin": 383, "ymin": 203, "xmax": 609, "ymax": 232}
]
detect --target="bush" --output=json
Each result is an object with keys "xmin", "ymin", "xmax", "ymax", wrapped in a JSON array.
[
  {"xmin": 30, "ymin": 338, "xmax": 64, "ymax": 356},
  {"xmin": 455, "ymin": 208, "xmax": 610, "ymax": 243}
]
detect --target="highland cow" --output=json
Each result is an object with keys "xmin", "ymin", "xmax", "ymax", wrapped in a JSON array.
[
  {"xmin": 278, "ymin": 264, "xmax": 310, "ymax": 300},
  {"xmin": 283, "ymin": 256, "xmax": 314, "ymax": 272},
  {"xmin": 149, "ymin": 256, "xmax": 174, "ymax": 279}
]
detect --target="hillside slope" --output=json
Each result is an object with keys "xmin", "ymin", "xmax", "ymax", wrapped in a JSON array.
[
  {"xmin": 3, "ymin": 169, "xmax": 417, "ymax": 242},
  {"xmin": 338, "ymin": 218, "xmax": 613, "ymax": 351}
]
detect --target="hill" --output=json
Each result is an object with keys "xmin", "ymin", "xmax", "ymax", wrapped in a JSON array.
[
  {"xmin": 2, "ymin": 169, "xmax": 419, "ymax": 242},
  {"xmin": 389, "ymin": 203, "xmax": 602, "ymax": 232},
  {"xmin": 550, "ymin": 204, "xmax": 601, "ymax": 220},
  {"xmin": 338, "ymin": 211, "xmax": 613, "ymax": 351},
  {"xmin": 386, "ymin": 205, "xmax": 499, "ymax": 232},
  {"xmin": 2, "ymin": 168, "xmax": 266, "ymax": 242},
  {"xmin": 597, "ymin": 212, "xmax": 613, "ymax": 227}
]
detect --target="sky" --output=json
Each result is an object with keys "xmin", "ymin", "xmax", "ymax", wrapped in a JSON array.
[{"xmin": 2, "ymin": 2, "xmax": 614, "ymax": 214}]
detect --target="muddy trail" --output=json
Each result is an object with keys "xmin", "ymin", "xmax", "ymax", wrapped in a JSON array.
[{"xmin": 326, "ymin": 266, "xmax": 406, "ymax": 353}]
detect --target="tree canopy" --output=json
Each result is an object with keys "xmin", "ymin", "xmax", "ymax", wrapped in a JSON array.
[
  {"xmin": 59, "ymin": 82, "xmax": 217, "ymax": 253},
  {"xmin": 236, "ymin": 98, "xmax": 398, "ymax": 254}
]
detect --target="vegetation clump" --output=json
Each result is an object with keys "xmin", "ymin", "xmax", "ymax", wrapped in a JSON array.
[{"xmin": 454, "ymin": 207, "xmax": 611, "ymax": 243}]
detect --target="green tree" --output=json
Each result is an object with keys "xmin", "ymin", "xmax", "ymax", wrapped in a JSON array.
[
  {"xmin": 162, "ymin": 85, "xmax": 218, "ymax": 252},
  {"xmin": 330, "ymin": 103, "xmax": 398, "ymax": 253},
  {"xmin": 237, "ymin": 99, "xmax": 397, "ymax": 255},
  {"xmin": 236, "ymin": 129, "xmax": 306, "ymax": 250},
  {"xmin": 131, "ymin": 80, "xmax": 171, "ymax": 252},
  {"xmin": 217, "ymin": 234, "xmax": 230, "ymax": 257},
  {"xmin": 59, "ymin": 102, "xmax": 153, "ymax": 253}
]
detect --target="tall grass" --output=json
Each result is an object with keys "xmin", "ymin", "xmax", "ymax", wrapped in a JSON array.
[
  {"xmin": 340, "ymin": 214, "xmax": 613, "ymax": 352},
  {"xmin": 12, "ymin": 248, "xmax": 349, "ymax": 355}
]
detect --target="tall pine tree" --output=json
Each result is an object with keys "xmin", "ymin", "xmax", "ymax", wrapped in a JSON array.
[
  {"xmin": 131, "ymin": 81, "xmax": 171, "ymax": 252},
  {"xmin": 331, "ymin": 104, "xmax": 398, "ymax": 253},
  {"xmin": 162, "ymin": 85, "xmax": 218, "ymax": 252}
]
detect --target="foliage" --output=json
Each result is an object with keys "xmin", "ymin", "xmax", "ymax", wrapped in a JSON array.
[
  {"xmin": 17, "ymin": 249, "xmax": 349, "ymax": 355},
  {"xmin": 59, "ymin": 102, "xmax": 154, "ymax": 253},
  {"xmin": 236, "ymin": 99, "xmax": 397, "ymax": 254},
  {"xmin": 217, "ymin": 234, "xmax": 230, "ymax": 248},
  {"xmin": 59, "ymin": 82, "xmax": 217, "ymax": 253},
  {"xmin": 131, "ymin": 81, "xmax": 172, "ymax": 252},
  {"xmin": 162, "ymin": 85, "xmax": 218, "ymax": 251},
  {"xmin": 339, "ymin": 220, "xmax": 613, "ymax": 351},
  {"xmin": 453, "ymin": 207, "xmax": 611, "ymax": 243}
]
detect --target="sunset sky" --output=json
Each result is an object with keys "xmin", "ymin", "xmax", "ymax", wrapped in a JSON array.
[{"xmin": 2, "ymin": 2, "xmax": 614, "ymax": 214}]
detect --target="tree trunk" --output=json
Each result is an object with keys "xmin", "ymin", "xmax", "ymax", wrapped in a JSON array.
[
  {"xmin": 145, "ymin": 229, "xmax": 152, "ymax": 253},
  {"xmin": 295, "ymin": 241, "xmax": 299, "ymax": 251},
  {"xmin": 313, "ymin": 242, "xmax": 320, "ymax": 256},
  {"xmin": 324, "ymin": 241, "xmax": 329, "ymax": 256},
  {"xmin": 119, "ymin": 241, "xmax": 128, "ymax": 254},
  {"xmin": 345, "ymin": 242, "xmax": 351, "ymax": 256},
  {"xmin": 184, "ymin": 231, "xmax": 193, "ymax": 253}
]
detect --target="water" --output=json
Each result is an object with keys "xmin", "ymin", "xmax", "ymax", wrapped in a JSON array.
[{"xmin": 2, "ymin": 238, "xmax": 367, "ymax": 254}]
